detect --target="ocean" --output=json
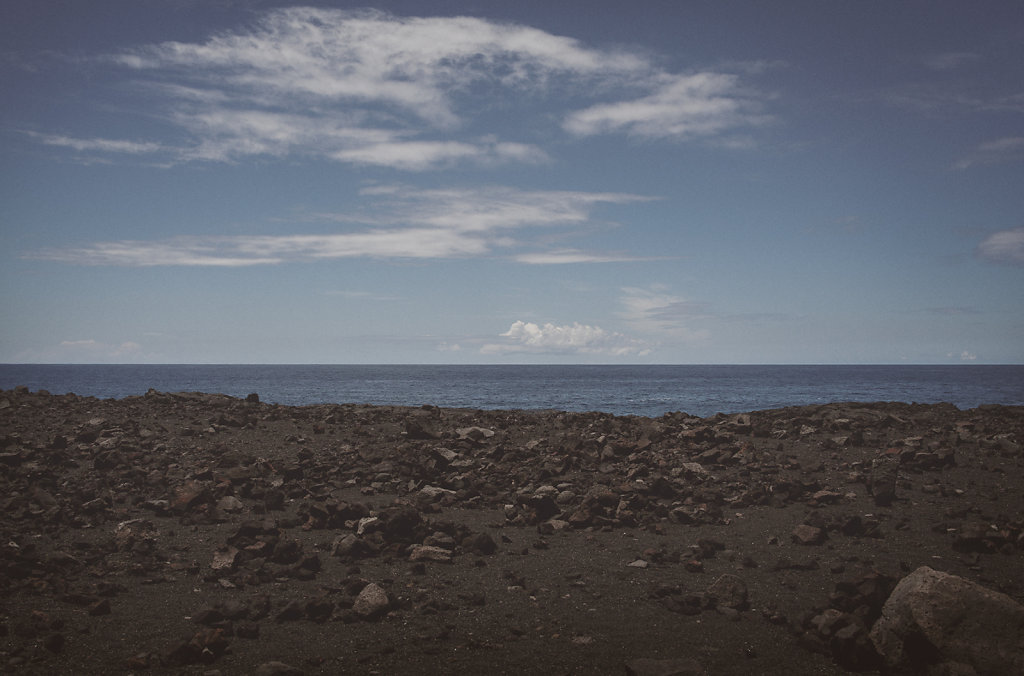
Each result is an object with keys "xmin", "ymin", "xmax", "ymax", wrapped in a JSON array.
[{"xmin": 1, "ymin": 364, "xmax": 1022, "ymax": 418}]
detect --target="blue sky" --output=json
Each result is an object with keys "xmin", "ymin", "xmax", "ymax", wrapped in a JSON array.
[{"xmin": 2, "ymin": 0, "xmax": 1022, "ymax": 364}]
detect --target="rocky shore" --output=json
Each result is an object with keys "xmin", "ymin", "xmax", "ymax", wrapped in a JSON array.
[{"xmin": 2, "ymin": 387, "xmax": 1023, "ymax": 675}]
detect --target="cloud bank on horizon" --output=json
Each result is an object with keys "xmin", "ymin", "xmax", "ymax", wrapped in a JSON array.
[{"xmin": 2, "ymin": 2, "xmax": 1022, "ymax": 364}]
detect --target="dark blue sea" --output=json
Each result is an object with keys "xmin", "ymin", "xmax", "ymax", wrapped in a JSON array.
[{"xmin": 2, "ymin": 364, "xmax": 1022, "ymax": 418}]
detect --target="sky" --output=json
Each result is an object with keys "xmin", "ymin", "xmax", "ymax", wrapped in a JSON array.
[{"xmin": 2, "ymin": 0, "xmax": 1023, "ymax": 364}]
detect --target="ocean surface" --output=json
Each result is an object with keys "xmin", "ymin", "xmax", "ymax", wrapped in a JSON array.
[{"xmin": 2, "ymin": 364, "xmax": 1022, "ymax": 419}]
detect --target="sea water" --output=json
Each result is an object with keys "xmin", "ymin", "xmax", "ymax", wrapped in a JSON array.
[{"xmin": 2, "ymin": 364, "xmax": 1022, "ymax": 418}]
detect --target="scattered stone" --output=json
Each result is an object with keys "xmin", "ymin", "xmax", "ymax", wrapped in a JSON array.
[
  {"xmin": 43, "ymin": 632, "xmax": 65, "ymax": 653},
  {"xmin": 624, "ymin": 657, "xmax": 705, "ymax": 676},
  {"xmin": 417, "ymin": 485, "xmax": 456, "ymax": 500},
  {"xmin": 2, "ymin": 390, "xmax": 1021, "ymax": 674},
  {"xmin": 87, "ymin": 599, "xmax": 111, "ymax": 616},
  {"xmin": 216, "ymin": 495, "xmax": 245, "ymax": 513},
  {"xmin": 706, "ymin": 574, "xmax": 748, "ymax": 610},
  {"xmin": 461, "ymin": 532, "xmax": 498, "ymax": 555},
  {"xmin": 274, "ymin": 600, "xmax": 305, "ymax": 623},
  {"xmin": 405, "ymin": 419, "xmax": 440, "ymax": 440},
  {"xmin": 353, "ymin": 583, "xmax": 390, "ymax": 620},
  {"xmin": 172, "ymin": 480, "xmax": 212, "ymax": 512},
  {"xmin": 456, "ymin": 426, "xmax": 495, "ymax": 442},
  {"xmin": 791, "ymin": 524, "xmax": 827, "ymax": 546},
  {"xmin": 868, "ymin": 457, "xmax": 898, "ymax": 507},
  {"xmin": 332, "ymin": 534, "xmax": 379, "ymax": 560},
  {"xmin": 255, "ymin": 661, "xmax": 304, "ymax": 676},
  {"xmin": 409, "ymin": 545, "xmax": 453, "ymax": 563},
  {"xmin": 211, "ymin": 547, "xmax": 240, "ymax": 571}
]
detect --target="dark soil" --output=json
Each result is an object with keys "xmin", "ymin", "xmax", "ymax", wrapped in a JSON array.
[{"xmin": 1, "ymin": 387, "xmax": 1022, "ymax": 675}]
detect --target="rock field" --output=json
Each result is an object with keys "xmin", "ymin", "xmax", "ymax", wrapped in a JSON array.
[{"xmin": 1, "ymin": 386, "xmax": 1023, "ymax": 675}]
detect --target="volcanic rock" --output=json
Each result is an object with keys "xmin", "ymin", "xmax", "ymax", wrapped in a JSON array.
[
  {"xmin": 624, "ymin": 657, "xmax": 705, "ymax": 676},
  {"xmin": 353, "ymin": 583, "xmax": 390, "ymax": 620},
  {"xmin": 869, "ymin": 566, "xmax": 1024, "ymax": 675}
]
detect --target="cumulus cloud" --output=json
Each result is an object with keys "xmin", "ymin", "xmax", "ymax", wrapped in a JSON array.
[
  {"xmin": 26, "ymin": 185, "xmax": 650, "ymax": 266},
  {"xmin": 481, "ymin": 321, "xmax": 651, "ymax": 356},
  {"xmin": 32, "ymin": 8, "xmax": 768, "ymax": 166},
  {"xmin": 976, "ymin": 226, "xmax": 1024, "ymax": 266}
]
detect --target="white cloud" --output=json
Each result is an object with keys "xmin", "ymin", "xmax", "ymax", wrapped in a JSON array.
[
  {"xmin": 976, "ymin": 227, "xmax": 1024, "ymax": 266},
  {"xmin": 28, "ymin": 132, "xmax": 168, "ymax": 155},
  {"xmin": 27, "ymin": 185, "xmax": 650, "ymax": 266},
  {"xmin": 921, "ymin": 51, "xmax": 981, "ymax": 71},
  {"xmin": 514, "ymin": 249, "xmax": 647, "ymax": 264},
  {"xmin": 116, "ymin": 8, "xmax": 642, "ymax": 126},
  {"xmin": 332, "ymin": 139, "xmax": 550, "ymax": 171},
  {"xmin": 17, "ymin": 339, "xmax": 145, "ymax": 363},
  {"xmin": 620, "ymin": 286, "xmax": 709, "ymax": 324},
  {"xmin": 31, "ymin": 239, "xmax": 285, "ymax": 267},
  {"xmin": 98, "ymin": 8, "xmax": 647, "ymax": 166},
  {"xmin": 324, "ymin": 290, "xmax": 399, "ymax": 301},
  {"xmin": 960, "ymin": 350, "xmax": 978, "ymax": 361},
  {"xmin": 32, "ymin": 8, "xmax": 768, "ymax": 166},
  {"xmin": 30, "ymin": 230, "xmax": 487, "ymax": 266},
  {"xmin": 378, "ymin": 186, "xmax": 651, "ymax": 232},
  {"xmin": 955, "ymin": 136, "xmax": 1024, "ymax": 169},
  {"xmin": 881, "ymin": 84, "xmax": 1024, "ymax": 116},
  {"xmin": 564, "ymin": 73, "xmax": 768, "ymax": 139},
  {"xmin": 481, "ymin": 320, "xmax": 651, "ymax": 356},
  {"xmin": 619, "ymin": 286, "xmax": 712, "ymax": 341}
]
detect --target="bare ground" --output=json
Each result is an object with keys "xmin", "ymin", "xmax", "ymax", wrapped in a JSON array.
[{"xmin": 2, "ymin": 387, "xmax": 1022, "ymax": 675}]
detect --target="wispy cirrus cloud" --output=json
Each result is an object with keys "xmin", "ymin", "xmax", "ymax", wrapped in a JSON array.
[
  {"xmin": 481, "ymin": 320, "xmax": 651, "ymax": 356},
  {"xmin": 27, "ymin": 132, "xmax": 168, "ymax": 155},
  {"xmin": 619, "ymin": 286, "xmax": 713, "ymax": 334},
  {"xmin": 30, "ymin": 8, "xmax": 769, "ymax": 168},
  {"xmin": 976, "ymin": 226, "xmax": 1024, "ymax": 266},
  {"xmin": 514, "ymin": 249, "xmax": 655, "ymax": 264},
  {"xmin": 332, "ymin": 138, "xmax": 550, "ymax": 171},
  {"xmin": 925, "ymin": 306, "xmax": 982, "ymax": 316},
  {"xmin": 880, "ymin": 83, "xmax": 1024, "ymax": 116},
  {"xmin": 25, "ymin": 185, "xmax": 651, "ymax": 266},
  {"xmin": 16, "ymin": 339, "xmax": 145, "ymax": 363},
  {"xmin": 954, "ymin": 136, "xmax": 1024, "ymax": 169},
  {"xmin": 921, "ymin": 51, "xmax": 982, "ymax": 71},
  {"xmin": 564, "ymin": 72, "xmax": 768, "ymax": 139}
]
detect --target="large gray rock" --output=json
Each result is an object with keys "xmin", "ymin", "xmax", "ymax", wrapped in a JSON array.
[{"xmin": 869, "ymin": 566, "xmax": 1024, "ymax": 675}]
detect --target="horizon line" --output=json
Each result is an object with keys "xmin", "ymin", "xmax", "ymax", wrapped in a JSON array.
[{"xmin": 2, "ymin": 362, "xmax": 1020, "ymax": 367}]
